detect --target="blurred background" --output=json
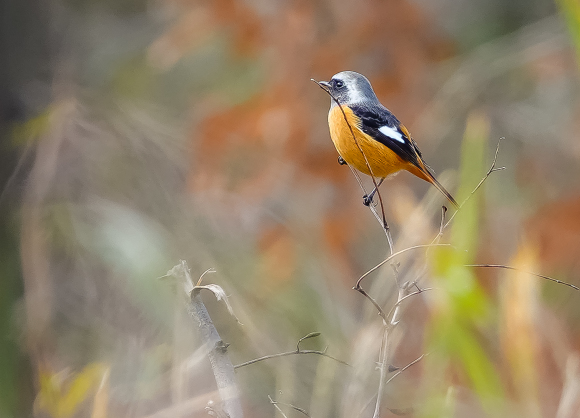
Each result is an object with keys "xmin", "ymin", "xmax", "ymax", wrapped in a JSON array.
[{"xmin": 2, "ymin": 0, "xmax": 580, "ymax": 416}]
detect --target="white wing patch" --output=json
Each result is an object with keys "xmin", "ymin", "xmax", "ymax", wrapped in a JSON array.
[{"xmin": 378, "ymin": 125, "xmax": 405, "ymax": 143}]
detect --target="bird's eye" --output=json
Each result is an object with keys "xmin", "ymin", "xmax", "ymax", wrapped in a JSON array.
[{"xmin": 334, "ymin": 80, "xmax": 344, "ymax": 88}]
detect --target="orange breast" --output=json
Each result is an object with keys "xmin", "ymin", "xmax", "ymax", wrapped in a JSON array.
[{"xmin": 327, "ymin": 106, "xmax": 407, "ymax": 178}]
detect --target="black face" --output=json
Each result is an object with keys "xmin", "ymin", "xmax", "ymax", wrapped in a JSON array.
[
  {"xmin": 332, "ymin": 79, "xmax": 345, "ymax": 89},
  {"xmin": 319, "ymin": 76, "xmax": 350, "ymax": 104}
]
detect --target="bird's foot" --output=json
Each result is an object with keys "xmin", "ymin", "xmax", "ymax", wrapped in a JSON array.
[{"xmin": 338, "ymin": 156, "xmax": 347, "ymax": 165}]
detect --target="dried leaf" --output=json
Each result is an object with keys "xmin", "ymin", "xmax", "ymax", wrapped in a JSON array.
[
  {"xmin": 300, "ymin": 332, "xmax": 321, "ymax": 341},
  {"xmin": 195, "ymin": 284, "xmax": 243, "ymax": 325}
]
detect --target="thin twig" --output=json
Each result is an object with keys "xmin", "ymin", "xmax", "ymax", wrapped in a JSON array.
[
  {"xmin": 360, "ymin": 353, "xmax": 428, "ymax": 417},
  {"xmin": 353, "ymin": 286, "xmax": 388, "ymax": 322},
  {"xmin": 373, "ymin": 327, "xmax": 390, "ymax": 418},
  {"xmin": 386, "ymin": 287, "xmax": 436, "ymax": 325},
  {"xmin": 268, "ymin": 396, "xmax": 311, "ymax": 417},
  {"xmin": 234, "ymin": 349, "xmax": 349, "ymax": 369},
  {"xmin": 235, "ymin": 333, "xmax": 350, "ymax": 369},
  {"xmin": 347, "ymin": 164, "xmax": 395, "ymax": 251},
  {"xmin": 196, "ymin": 267, "xmax": 216, "ymax": 286},
  {"xmin": 384, "ymin": 353, "xmax": 427, "ymax": 387},
  {"xmin": 297, "ymin": 332, "xmax": 322, "ymax": 351},
  {"xmin": 432, "ymin": 206, "xmax": 448, "ymax": 245},
  {"xmin": 347, "ymin": 164, "xmax": 369, "ymax": 195},
  {"xmin": 389, "ymin": 286, "xmax": 406, "ymax": 327},
  {"xmin": 444, "ymin": 137, "xmax": 505, "ymax": 229},
  {"xmin": 268, "ymin": 396, "xmax": 289, "ymax": 418},
  {"xmin": 355, "ymin": 244, "xmax": 451, "ymax": 289},
  {"xmin": 466, "ymin": 264, "xmax": 579, "ymax": 290}
]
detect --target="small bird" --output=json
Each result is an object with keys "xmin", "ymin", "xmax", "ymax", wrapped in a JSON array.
[{"xmin": 313, "ymin": 71, "xmax": 458, "ymax": 209}]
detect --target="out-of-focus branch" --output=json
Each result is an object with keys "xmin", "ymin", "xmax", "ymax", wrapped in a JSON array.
[
  {"xmin": 556, "ymin": 354, "xmax": 580, "ymax": 418},
  {"xmin": 386, "ymin": 287, "xmax": 435, "ymax": 324},
  {"xmin": 384, "ymin": 353, "xmax": 427, "ymax": 387},
  {"xmin": 189, "ymin": 288, "xmax": 243, "ymax": 418},
  {"xmin": 359, "ymin": 352, "xmax": 426, "ymax": 417},
  {"xmin": 466, "ymin": 264, "xmax": 579, "ymax": 290},
  {"xmin": 443, "ymin": 137, "xmax": 505, "ymax": 229},
  {"xmin": 352, "ymin": 243, "xmax": 447, "ymax": 416},
  {"xmin": 372, "ymin": 327, "xmax": 390, "ymax": 418},
  {"xmin": 166, "ymin": 261, "xmax": 243, "ymax": 418},
  {"xmin": 268, "ymin": 396, "xmax": 311, "ymax": 417},
  {"xmin": 355, "ymin": 244, "xmax": 451, "ymax": 290}
]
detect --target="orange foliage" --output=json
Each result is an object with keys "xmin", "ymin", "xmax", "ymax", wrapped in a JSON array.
[
  {"xmin": 525, "ymin": 196, "xmax": 580, "ymax": 279},
  {"xmin": 152, "ymin": 0, "xmax": 455, "ymax": 283}
]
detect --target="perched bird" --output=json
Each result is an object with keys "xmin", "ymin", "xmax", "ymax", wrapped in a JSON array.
[{"xmin": 313, "ymin": 71, "xmax": 458, "ymax": 209}]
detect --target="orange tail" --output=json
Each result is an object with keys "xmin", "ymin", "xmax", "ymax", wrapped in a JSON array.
[{"xmin": 409, "ymin": 163, "xmax": 459, "ymax": 209}]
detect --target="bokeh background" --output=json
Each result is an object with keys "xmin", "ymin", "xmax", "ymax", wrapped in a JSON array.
[{"xmin": 3, "ymin": 0, "xmax": 580, "ymax": 416}]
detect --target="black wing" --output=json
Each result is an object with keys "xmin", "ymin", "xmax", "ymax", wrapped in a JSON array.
[{"xmin": 350, "ymin": 103, "xmax": 424, "ymax": 169}]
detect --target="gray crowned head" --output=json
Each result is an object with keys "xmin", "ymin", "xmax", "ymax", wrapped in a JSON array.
[{"xmin": 317, "ymin": 71, "xmax": 379, "ymax": 107}]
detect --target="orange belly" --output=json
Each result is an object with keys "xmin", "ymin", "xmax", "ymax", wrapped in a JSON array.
[{"xmin": 328, "ymin": 106, "xmax": 407, "ymax": 178}]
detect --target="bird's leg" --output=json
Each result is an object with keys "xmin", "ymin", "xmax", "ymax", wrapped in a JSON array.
[
  {"xmin": 338, "ymin": 156, "xmax": 347, "ymax": 165},
  {"xmin": 363, "ymin": 177, "xmax": 385, "ymax": 206}
]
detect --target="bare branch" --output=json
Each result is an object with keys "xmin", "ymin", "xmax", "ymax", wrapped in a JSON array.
[
  {"xmin": 384, "ymin": 353, "xmax": 427, "ymax": 387},
  {"xmin": 269, "ymin": 396, "xmax": 289, "ymax": 418},
  {"xmin": 268, "ymin": 396, "xmax": 311, "ymax": 417},
  {"xmin": 359, "ymin": 352, "xmax": 427, "ymax": 417},
  {"xmin": 189, "ymin": 288, "xmax": 243, "ymax": 418},
  {"xmin": 353, "ymin": 286, "xmax": 388, "ymax": 322},
  {"xmin": 165, "ymin": 261, "xmax": 243, "ymax": 418},
  {"xmin": 234, "ymin": 333, "xmax": 350, "ymax": 369},
  {"xmin": 444, "ymin": 137, "xmax": 505, "ymax": 229},
  {"xmin": 386, "ymin": 287, "xmax": 436, "ymax": 325},
  {"xmin": 297, "ymin": 332, "xmax": 321, "ymax": 351},
  {"xmin": 466, "ymin": 264, "xmax": 579, "ymax": 290},
  {"xmin": 372, "ymin": 328, "xmax": 390, "ymax": 418},
  {"xmin": 431, "ymin": 206, "xmax": 448, "ymax": 245},
  {"xmin": 355, "ymin": 244, "xmax": 451, "ymax": 290}
]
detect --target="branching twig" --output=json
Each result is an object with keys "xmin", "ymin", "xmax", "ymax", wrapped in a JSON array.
[
  {"xmin": 389, "ymin": 285, "xmax": 406, "ymax": 327},
  {"xmin": 268, "ymin": 396, "xmax": 311, "ymax": 417},
  {"xmin": 353, "ymin": 245, "xmax": 447, "ymax": 324},
  {"xmin": 269, "ymin": 396, "xmax": 289, "ymax": 418},
  {"xmin": 386, "ymin": 287, "xmax": 436, "ymax": 325},
  {"xmin": 466, "ymin": 264, "xmax": 579, "ymax": 290},
  {"xmin": 384, "ymin": 353, "xmax": 427, "ymax": 387},
  {"xmin": 359, "ymin": 351, "xmax": 427, "ymax": 417},
  {"xmin": 352, "ymin": 243, "xmax": 447, "ymax": 417},
  {"xmin": 355, "ymin": 244, "xmax": 451, "ymax": 290},
  {"xmin": 432, "ymin": 206, "xmax": 448, "ymax": 245},
  {"xmin": 443, "ymin": 137, "xmax": 505, "ymax": 229},
  {"xmin": 234, "ymin": 333, "xmax": 350, "ymax": 369},
  {"xmin": 354, "ymin": 286, "xmax": 389, "ymax": 322}
]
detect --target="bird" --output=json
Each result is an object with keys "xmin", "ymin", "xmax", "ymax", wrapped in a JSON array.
[{"xmin": 312, "ymin": 71, "xmax": 458, "ymax": 209}]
